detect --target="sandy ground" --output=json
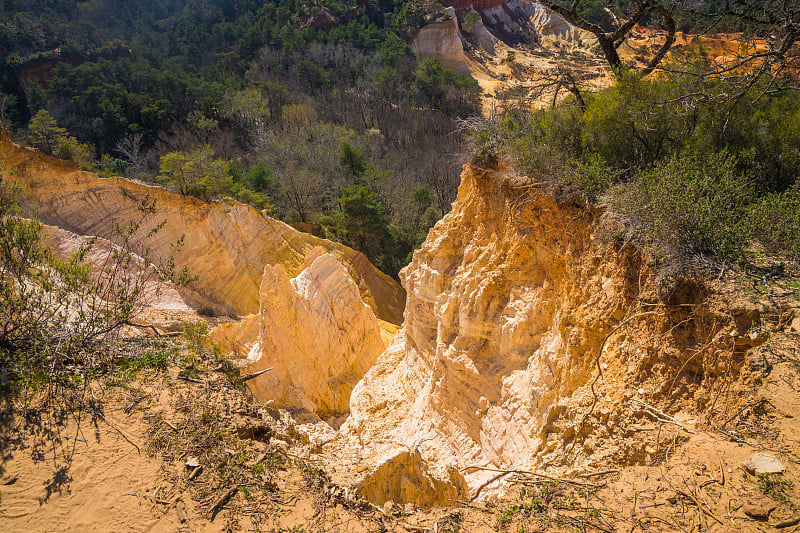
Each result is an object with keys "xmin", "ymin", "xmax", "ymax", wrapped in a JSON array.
[{"xmin": 1, "ymin": 315, "xmax": 798, "ymax": 532}]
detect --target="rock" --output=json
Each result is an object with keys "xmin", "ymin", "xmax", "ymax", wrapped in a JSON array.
[
  {"xmin": 742, "ymin": 503, "xmax": 772, "ymax": 520},
  {"xmin": 788, "ymin": 313, "xmax": 800, "ymax": 334},
  {"xmin": 356, "ymin": 450, "xmax": 467, "ymax": 509},
  {"xmin": 228, "ymin": 253, "xmax": 388, "ymax": 416},
  {"xmin": 1, "ymin": 135, "xmax": 404, "ymax": 324},
  {"xmin": 404, "ymin": 503, "xmax": 416, "ymax": 515},
  {"xmin": 412, "ymin": 8, "xmax": 471, "ymax": 74},
  {"xmin": 744, "ymin": 453, "xmax": 785, "ymax": 475},
  {"xmin": 383, "ymin": 500, "xmax": 396, "ymax": 514},
  {"xmin": 270, "ymin": 439, "xmax": 288, "ymax": 452},
  {"xmin": 443, "ymin": 0, "xmax": 593, "ymax": 51},
  {"xmin": 185, "ymin": 457, "xmax": 200, "ymax": 468},
  {"xmin": 341, "ymin": 164, "xmax": 744, "ymax": 502}
]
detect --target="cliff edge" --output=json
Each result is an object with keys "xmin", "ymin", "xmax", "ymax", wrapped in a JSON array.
[
  {"xmin": 0, "ymin": 136, "xmax": 405, "ymax": 324},
  {"xmin": 326, "ymin": 163, "xmax": 770, "ymax": 503}
]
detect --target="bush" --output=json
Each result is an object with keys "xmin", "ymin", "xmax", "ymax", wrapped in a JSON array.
[
  {"xmin": 612, "ymin": 152, "xmax": 754, "ymax": 260},
  {"xmin": 0, "ymin": 180, "xmax": 189, "ymax": 392},
  {"xmin": 748, "ymin": 185, "xmax": 800, "ymax": 260}
]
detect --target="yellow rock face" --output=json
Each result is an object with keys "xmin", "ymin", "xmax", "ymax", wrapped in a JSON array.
[
  {"xmin": 0, "ymin": 136, "xmax": 404, "ymax": 324},
  {"xmin": 341, "ymin": 164, "xmax": 743, "ymax": 500},
  {"xmin": 240, "ymin": 252, "xmax": 388, "ymax": 417}
]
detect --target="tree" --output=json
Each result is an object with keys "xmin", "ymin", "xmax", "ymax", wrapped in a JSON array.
[
  {"xmin": 115, "ymin": 132, "xmax": 147, "ymax": 178},
  {"xmin": 337, "ymin": 141, "xmax": 366, "ymax": 182},
  {"xmin": 157, "ymin": 146, "xmax": 233, "ymax": 201},
  {"xmin": 0, "ymin": 179, "xmax": 190, "ymax": 389},
  {"xmin": 336, "ymin": 184, "xmax": 394, "ymax": 271},
  {"xmin": 27, "ymin": 109, "xmax": 67, "ymax": 155},
  {"xmin": 539, "ymin": 0, "xmax": 677, "ymax": 77},
  {"xmin": 462, "ymin": 11, "xmax": 482, "ymax": 33}
]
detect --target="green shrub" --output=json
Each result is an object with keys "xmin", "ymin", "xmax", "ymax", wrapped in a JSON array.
[
  {"xmin": 612, "ymin": 152, "xmax": 754, "ymax": 260},
  {"xmin": 0, "ymin": 178, "xmax": 189, "ymax": 393},
  {"xmin": 748, "ymin": 185, "xmax": 800, "ymax": 260}
]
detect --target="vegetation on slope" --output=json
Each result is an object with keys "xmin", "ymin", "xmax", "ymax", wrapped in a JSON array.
[
  {"xmin": 0, "ymin": 0, "xmax": 481, "ymax": 276},
  {"xmin": 473, "ymin": 65, "xmax": 800, "ymax": 265}
]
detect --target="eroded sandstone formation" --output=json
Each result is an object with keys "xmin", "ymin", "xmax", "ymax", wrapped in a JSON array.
[
  {"xmin": 231, "ymin": 251, "xmax": 388, "ymax": 417},
  {"xmin": 0, "ymin": 136, "xmax": 404, "ymax": 324},
  {"xmin": 323, "ymin": 163, "xmax": 757, "ymax": 504},
  {"xmin": 412, "ymin": 7, "xmax": 472, "ymax": 74},
  {"xmin": 444, "ymin": 0, "xmax": 589, "ymax": 48}
]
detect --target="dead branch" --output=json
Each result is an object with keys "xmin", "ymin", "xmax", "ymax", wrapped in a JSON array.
[
  {"xmin": 240, "ymin": 367, "xmax": 273, "ymax": 381},
  {"xmin": 630, "ymin": 399, "xmax": 695, "ymax": 434},
  {"xmin": 124, "ymin": 321, "xmax": 182, "ymax": 337},
  {"xmin": 576, "ymin": 469, "xmax": 620, "ymax": 478},
  {"xmin": 208, "ymin": 486, "xmax": 237, "ymax": 518},
  {"xmin": 718, "ymin": 398, "xmax": 769, "ymax": 429},
  {"xmin": 677, "ymin": 489, "xmax": 724, "ymax": 525},
  {"xmin": 775, "ymin": 516, "xmax": 800, "ymax": 529}
]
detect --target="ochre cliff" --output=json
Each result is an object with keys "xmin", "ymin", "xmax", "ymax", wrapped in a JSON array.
[
  {"xmin": 0, "ymin": 136, "xmax": 405, "ymax": 324},
  {"xmin": 330, "ymin": 163, "xmax": 760, "ymax": 502},
  {"xmin": 412, "ymin": 7, "xmax": 472, "ymax": 74},
  {"xmin": 220, "ymin": 250, "xmax": 388, "ymax": 417},
  {"xmin": 444, "ymin": 0, "xmax": 588, "ymax": 47}
]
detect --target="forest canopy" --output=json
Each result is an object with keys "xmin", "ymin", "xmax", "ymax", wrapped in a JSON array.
[{"xmin": 0, "ymin": 0, "xmax": 481, "ymax": 277}]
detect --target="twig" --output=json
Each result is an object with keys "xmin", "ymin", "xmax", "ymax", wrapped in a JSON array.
[
  {"xmin": 177, "ymin": 375, "xmax": 205, "ymax": 384},
  {"xmin": 208, "ymin": 486, "xmax": 237, "ymax": 518},
  {"xmin": 240, "ymin": 367, "xmax": 273, "ymax": 381},
  {"xmin": 677, "ymin": 489, "xmax": 724, "ymax": 525},
  {"xmin": 447, "ymin": 499, "xmax": 488, "ymax": 511},
  {"xmin": 162, "ymin": 419, "xmax": 179, "ymax": 432},
  {"xmin": 123, "ymin": 321, "xmax": 182, "ymax": 337},
  {"xmin": 630, "ymin": 399, "xmax": 695, "ymax": 434},
  {"xmin": 188, "ymin": 465, "xmax": 203, "ymax": 481},
  {"xmin": 718, "ymin": 398, "xmax": 768, "ymax": 429},
  {"xmin": 176, "ymin": 501, "xmax": 187, "ymax": 523},
  {"xmin": 576, "ymin": 469, "xmax": 619, "ymax": 478},
  {"xmin": 469, "ymin": 471, "xmax": 512, "ymax": 502},
  {"xmin": 461, "ymin": 465, "xmax": 600, "ymax": 488},
  {"xmin": 775, "ymin": 516, "xmax": 800, "ymax": 529},
  {"xmin": 88, "ymin": 408, "xmax": 141, "ymax": 454}
]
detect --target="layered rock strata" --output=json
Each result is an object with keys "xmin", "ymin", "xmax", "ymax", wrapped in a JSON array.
[
  {"xmin": 0, "ymin": 136, "xmax": 404, "ymax": 324},
  {"xmin": 332, "ymin": 163, "xmax": 754, "ymax": 503},
  {"xmin": 445, "ymin": 0, "xmax": 586, "ymax": 47},
  {"xmin": 236, "ymin": 251, "xmax": 388, "ymax": 417},
  {"xmin": 412, "ymin": 7, "xmax": 472, "ymax": 74}
]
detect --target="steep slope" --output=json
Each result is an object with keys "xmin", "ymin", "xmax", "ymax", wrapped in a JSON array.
[
  {"xmin": 444, "ymin": 0, "xmax": 588, "ymax": 48},
  {"xmin": 234, "ymin": 251, "xmax": 388, "ymax": 417},
  {"xmin": 0, "ymin": 135, "xmax": 404, "ymax": 324},
  {"xmin": 335, "ymin": 163, "xmax": 763, "ymax": 501},
  {"xmin": 412, "ymin": 7, "xmax": 472, "ymax": 74}
]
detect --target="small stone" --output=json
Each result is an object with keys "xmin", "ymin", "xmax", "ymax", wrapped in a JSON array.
[
  {"xmin": 383, "ymin": 500, "xmax": 395, "ymax": 514},
  {"xmin": 271, "ymin": 439, "xmax": 288, "ymax": 452},
  {"xmin": 637, "ymin": 388, "xmax": 645, "ymax": 396},
  {"xmin": 404, "ymin": 503, "xmax": 415, "ymax": 515},
  {"xmin": 742, "ymin": 503, "xmax": 772, "ymax": 520},
  {"xmin": 185, "ymin": 456, "xmax": 200, "ymax": 468},
  {"xmin": 743, "ymin": 453, "xmax": 785, "ymax": 475},
  {"xmin": 727, "ymin": 468, "xmax": 733, "ymax": 473}
]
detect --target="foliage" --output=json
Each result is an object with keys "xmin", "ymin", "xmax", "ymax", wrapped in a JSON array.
[
  {"xmin": 758, "ymin": 473, "xmax": 793, "ymax": 502},
  {"xmin": 0, "ymin": 178, "xmax": 189, "ymax": 393},
  {"xmin": 335, "ymin": 184, "xmax": 396, "ymax": 274},
  {"xmin": 27, "ymin": 109, "xmax": 67, "ymax": 155},
  {"xmin": 0, "ymin": 0, "xmax": 479, "ymax": 278},
  {"xmin": 461, "ymin": 11, "xmax": 482, "ymax": 33},
  {"xmin": 475, "ymin": 69, "xmax": 800, "ymax": 263},
  {"xmin": 612, "ymin": 152, "xmax": 754, "ymax": 260}
]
